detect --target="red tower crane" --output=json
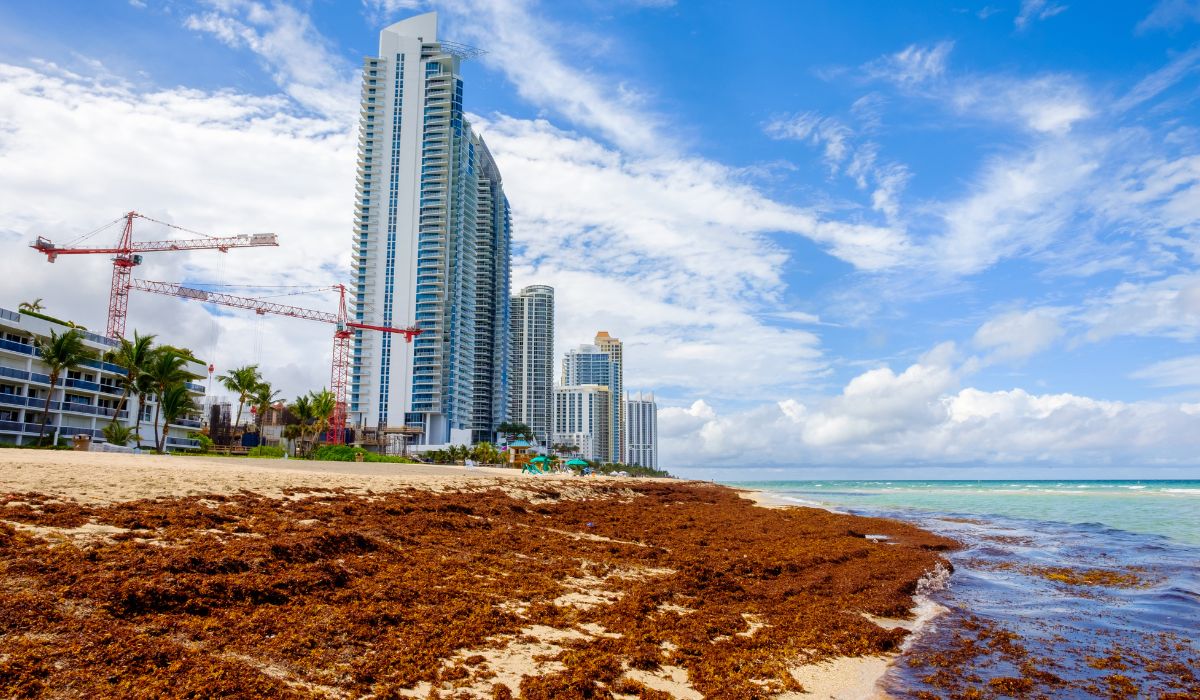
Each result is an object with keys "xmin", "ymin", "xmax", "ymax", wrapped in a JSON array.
[
  {"xmin": 128, "ymin": 278, "xmax": 421, "ymax": 445},
  {"xmin": 30, "ymin": 211, "xmax": 279, "ymax": 339}
]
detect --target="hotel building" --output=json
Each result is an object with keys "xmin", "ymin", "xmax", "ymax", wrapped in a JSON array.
[
  {"xmin": 0, "ymin": 307, "xmax": 204, "ymax": 449},
  {"xmin": 348, "ymin": 12, "xmax": 512, "ymax": 446},
  {"xmin": 553, "ymin": 383, "xmax": 610, "ymax": 462}
]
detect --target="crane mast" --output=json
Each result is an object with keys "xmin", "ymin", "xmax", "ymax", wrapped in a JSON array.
[
  {"xmin": 129, "ymin": 279, "xmax": 421, "ymax": 445},
  {"xmin": 30, "ymin": 211, "xmax": 279, "ymax": 338}
]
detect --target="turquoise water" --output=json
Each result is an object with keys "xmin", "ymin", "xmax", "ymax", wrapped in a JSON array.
[
  {"xmin": 731, "ymin": 479, "xmax": 1200, "ymax": 545},
  {"xmin": 729, "ymin": 479, "xmax": 1200, "ymax": 695}
]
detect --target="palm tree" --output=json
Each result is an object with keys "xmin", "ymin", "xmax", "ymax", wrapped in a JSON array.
[
  {"xmin": 106, "ymin": 331, "xmax": 156, "ymax": 428},
  {"xmin": 132, "ymin": 373, "xmax": 155, "ymax": 447},
  {"xmin": 288, "ymin": 394, "xmax": 315, "ymax": 455},
  {"xmin": 252, "ymin": 380, "xmax": 282, "ymax": 434},
  {"xmin": 144, "ymin": 349, "xmax": 191, "ymax": 453},
  {"xmin": 34, "ymin": 329, "xmax": 96, "ymax": 445},
  {"xmin": 218, "ymin": 365, "xmax": 261, "ymax": 430},
  {"xmin": 308, "ymin": 389, "xmax": 336, "ymax": 445},
  {"xmin": 156, "ymin": 384, "xmax": 195, "ymax": 452},
  {"xmin": 19, "ymin": 298, "xmax": 44, "ymax": 313}
]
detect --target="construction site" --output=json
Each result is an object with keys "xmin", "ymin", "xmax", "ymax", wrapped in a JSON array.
[{"xmin": 7, "ymin": 210, "xmax": 424, "ymax": 456}]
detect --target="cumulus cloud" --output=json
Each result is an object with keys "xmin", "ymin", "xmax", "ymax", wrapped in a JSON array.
[
  {"xmin": 0, "ymin": 62, "xmax": 356, "ymax": 400},
  {"xmin": 661, "ymin": 351, "xmax": 1200, "ymax": 466}
]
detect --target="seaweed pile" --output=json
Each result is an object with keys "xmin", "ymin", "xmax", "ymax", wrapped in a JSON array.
[{"xmin": 0, "ymin": 482, "xmax": 954, "ymax": 698}]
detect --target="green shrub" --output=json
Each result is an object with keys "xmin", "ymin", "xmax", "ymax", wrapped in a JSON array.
[
  {"xmin": 188, "ymin": 432, "xmax": 213, "ymax": 453},
  {"xmin": 103, "ymin": 423, "xmax": 132, "ymax": 446},
  {"xmin": 247, "ymin": 445, "xmax": 285, "ymax": 458},
  {"xmin": 310, "ymin": 444, "xmax": 413, "ymax": 463}
]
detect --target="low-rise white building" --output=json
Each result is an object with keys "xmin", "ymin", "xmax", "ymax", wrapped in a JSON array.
[
  {"xmin": 625, "ymin": 391, "xmax": 658, "ymax": 469},
  {"xmin": 552, "ymin": 383, "xmax": 610, "ymax": 463},
  {"xmin": 0, "ymin": 306, "xmax": 204, "ymax": 450}
]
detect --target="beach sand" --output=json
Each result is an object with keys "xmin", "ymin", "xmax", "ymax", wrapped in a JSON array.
[{"xmin": 0, "ymin": 449, "xmax": 954, "ymax": 698}]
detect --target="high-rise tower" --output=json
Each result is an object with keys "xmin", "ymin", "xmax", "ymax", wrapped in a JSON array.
[
  {"xmin": 625, "ymin": 392, "xmax": 657, "ymax": 468},
  {"xmin": 349, "ymin": 12, "xmax": 511, "ymax": 446},
  {"xmin": 472, "ymin": 140, "xmax": 512, "ymax": 443},
  {"xmin": 561, "ymin": 337, "xmax": 622, "ymax": 463},
  {"xmin": 509, "ymin": 285, "xmax": 554, "ymax": 446},
  {"xmin": 593, "ymin": 332, "xmax": 624, "ymax": 462}
]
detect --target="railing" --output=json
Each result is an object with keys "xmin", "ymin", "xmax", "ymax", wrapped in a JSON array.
[
  {"xmin": 0, "ymin": 392, "xmax": 128, "ymax": 419},
  {"xmin": 81, "ymin": 358, "xmax": 129, "ymax": 375},
  {"xmin": 173, "ymin": 417, "xmax": 202, "ymax": 428},
  {"xmin": 64, "ymin": 378, "xmax": 100, "ymax": 392},
  {"xmin": 166, "ymin": 436, "xmax": 200, "ymax": 449},
  {"xmin": 184, "ymin": 382, "xmax": 206, "ymax": 394},
  {"xmin": 0, "ymin": 338, "xmax": 34, "ymax": 355},
  {"xmin": 0, "ymin": 420, "xmax": 30, "ymax": 434},
  {"xmin": 0, "ymin": 308, "xmax": 20, "ymax": 322}
]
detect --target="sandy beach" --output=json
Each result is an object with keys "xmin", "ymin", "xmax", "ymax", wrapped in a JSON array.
[{"xmin": 0, "ymin": 449, "xmax": 955, "ymax": 698}]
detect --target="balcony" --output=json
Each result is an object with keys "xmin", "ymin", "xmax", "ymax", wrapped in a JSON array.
[{"xmin": 0, "ymin": 338, "xmax": 34, "ymax": 355}]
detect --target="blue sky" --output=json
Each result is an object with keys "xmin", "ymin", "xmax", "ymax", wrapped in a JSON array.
[{"xmin": 1, "ymin": 0, "xmax": 1199, "ymax": 475}]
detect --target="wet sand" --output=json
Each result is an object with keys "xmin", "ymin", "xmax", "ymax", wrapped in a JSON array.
[{"xmin": 0, "ymin": 449, "xmax": 954, "ymax": 698}]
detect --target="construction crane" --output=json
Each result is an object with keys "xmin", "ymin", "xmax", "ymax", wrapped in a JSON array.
[
  {"xmin": 30, "ymin": 211, "xmax": 279, "ymax": 339},
  {"xmin": 129, "ymin": 278, "xmax": 421, "ymax": 445}
]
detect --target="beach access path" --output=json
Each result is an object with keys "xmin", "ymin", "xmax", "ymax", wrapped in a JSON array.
[{"xmin": 1, "ymin": 449, "xmax": 954, "ymax": 699}]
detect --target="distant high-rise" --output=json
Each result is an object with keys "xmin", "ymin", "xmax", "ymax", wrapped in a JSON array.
[
  {"xmin": 471, "ymin": 140, "xmax": 512, "ymax": 443},
  {"xmin": 554, "ymin": 384, "xmax": 610, "ymax": 462},
  {"xmin": 625, "ymin": 392, "xmax": 658, "ymax": 469},
  {"xmin": 510, "ymin": 285, "xmax": 554, "ymax": 445},
  {"xmin": 563, "ymin": 333, "xmax": 623, "ymax": 462},
  {"xmin": 348, "ymin": 12, "xmax": 511, "ymax": 446}
]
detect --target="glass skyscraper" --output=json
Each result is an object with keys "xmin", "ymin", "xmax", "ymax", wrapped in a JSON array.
[{"xmin": 349, "ymin": 12, "xmax": 511, "ymax": 446}]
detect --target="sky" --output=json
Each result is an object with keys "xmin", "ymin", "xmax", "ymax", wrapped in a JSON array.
[{"xmin": 1, "ymin": 0, "xmax": 1199, "ymax": 477}]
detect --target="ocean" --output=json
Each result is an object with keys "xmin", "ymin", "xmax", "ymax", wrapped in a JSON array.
[{"xmin": 731, "ymin": 480, "xmax": 1200, "ymax": 696}]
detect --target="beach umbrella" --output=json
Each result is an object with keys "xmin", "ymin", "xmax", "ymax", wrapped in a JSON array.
[
  {"xmin": 565, "ymin": 459, "xmax": 589, "ymax": 467},
  {"xmin": 530, "ymin": 456, "xmax": 548, "ymax": 463}
]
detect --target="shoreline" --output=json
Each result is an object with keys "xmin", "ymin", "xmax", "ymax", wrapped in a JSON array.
[
  {"xmin": 1, "ymin": 449, "xmax": 956, "ymax": 698},
  {"xmin": 738, "ymin": 486, "xmax": 951, "ymax": 699}
]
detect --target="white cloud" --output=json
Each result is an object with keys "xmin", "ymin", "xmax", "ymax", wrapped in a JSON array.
[
  {"xmin": 0, "ymin": 62, "xmax": 356, "ymax": 402},
  {"xmin": 951, "ymin": 73, "xmax": 1093, "ymax": 133},
  {"xmin": 436, "ymin": 0, "xmax": 668, "ymax": 154},
  {"xmin": 973, "ymin": 309, "xmax": 1064, "ymax": 361},
  {"xmin": 1131, "ymin": 355, "xmax": 1200, "ymax": 387},
  {"xmin": 764, "ymin": 112, "xmax": 853, "ymax": 170},
  {"xmin": 1082, "ymin": 274, "xmax": 1200, "ymax": 342},
  {"xmin": 1113, "ymin": 45, "xmax": 1200, "ymax": 112},
  {"xmin": 184, "ymin": 0, "xmax": 359, "ymax": 119},
  {"xmin": 930, "ymin": 139, "xmax": 1099, "ymax": 274},
  {"xmin": 1015, "ymin": 0, "xmax": 1069, "ymax": 30},
  {"xmin": 864, "ymin": 42, "xmax": 954, "ymax": 86},
  {"xmin": 1137, "ymin": 0, "xmax": 1200, "ymax": 33},
  {"xmin": 661, "ymin": 351, "xmax": 1200, "ymax": 466}
]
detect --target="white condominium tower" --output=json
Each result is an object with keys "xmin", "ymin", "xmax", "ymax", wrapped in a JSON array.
[
  {"xmin": 509, "ymin": 285, "xmax": 554, "ymax": 446},
  {"xmin": 562, "ymin": 333, "xmax": 623, "ymax": 463},
  {"xmin": 349, "ymin": 12, "xmax": 512, "ymax": 446},
  {"xmin": 625, "ymin": 392, "xmax": 658, "ymax": 468},
  {"xmin": 553, "ymin": 384, "xmax": 610, "ymax": 462}
]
